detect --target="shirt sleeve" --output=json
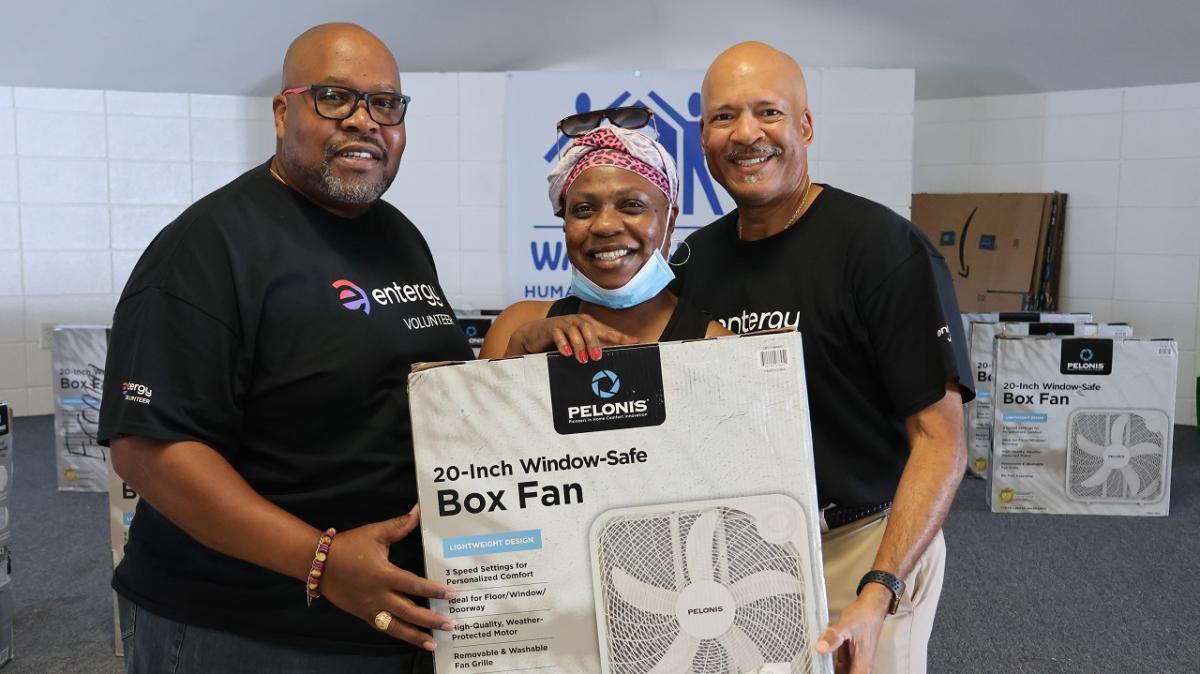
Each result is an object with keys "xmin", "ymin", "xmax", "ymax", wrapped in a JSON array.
[
  {"xmin": 98, "ymin": 286, "xmax": 248, "ymax": 456},
  {"xmin": 858, "ymin": 249, "xmax": 976, "ymax": 420}
]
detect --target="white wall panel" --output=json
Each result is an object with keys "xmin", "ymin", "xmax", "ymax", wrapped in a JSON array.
[
  {"xmin": 1113, "ymin": 254, "xmax": 1199, "ymax": 304},
  {"xmin": 22, "ymin": 251, "xmax": 111, "ymax": 296},
  {"xmin": 109, "ymin": 161, "xmax": 191, "ymax": 205},
  {"xmin": 18, "ymin": 158, "xmax": 107, "ymax": 204},
  {"xmin": 16, "ymin": 110, "xmax": 106, "ymax": 158},
  {"xmin": 20, "ymin": 205, "xmax": 109, "ymax": 250},
  {"xmin": 108, "ymin": 115, "xmax": 190, "ymax": 161}
]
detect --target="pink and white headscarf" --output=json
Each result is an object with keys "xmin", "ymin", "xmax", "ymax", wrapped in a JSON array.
[{"xmin": 547, "ymin": 126, "xmax": 679, "ymax": 216}]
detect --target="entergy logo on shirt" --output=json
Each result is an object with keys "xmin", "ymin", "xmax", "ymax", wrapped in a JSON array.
[{"xmin": 122, "ymin": 381, "xmax": 153, "ymax": 405}]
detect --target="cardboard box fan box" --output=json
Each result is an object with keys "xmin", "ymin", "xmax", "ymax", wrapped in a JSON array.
[
  {"xmin": 409, "ymin": 333, "xmax": 833, "ymax": 674},
  {"xmin": 912, "ymin": 193, "xmax": 1067, "ymax": 312}
]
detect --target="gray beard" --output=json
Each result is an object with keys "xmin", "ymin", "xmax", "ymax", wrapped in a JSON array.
[{"xmin": 313, "ymin": 160, "xmax": 389, "ymax": 204}]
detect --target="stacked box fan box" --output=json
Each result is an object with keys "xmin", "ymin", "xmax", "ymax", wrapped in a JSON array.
[
  {"xmin": 964, "ymin": 313, "xmax": 1094, "ymax": 477},
  {"xmin": 989, "ymin": 336, "xmax": 1177, "ymax": 516}
]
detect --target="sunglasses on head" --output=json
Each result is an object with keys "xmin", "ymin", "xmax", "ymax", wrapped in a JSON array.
[{"xmin": 556, "ymin": 106, "xmax": 656, "ymax": 137}]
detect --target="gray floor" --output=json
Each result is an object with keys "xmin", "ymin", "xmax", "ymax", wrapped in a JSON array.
[
  {"xmin": 8, "ymin": 414, "xmax": 120, "ymax": 674},
  {"xmin": 6, "ymin": 414, "xmax": 1199, "ymax": 673},
  {"xmin": 934, "ymin": 425, "xmax": 1200, "ymax": 674}
]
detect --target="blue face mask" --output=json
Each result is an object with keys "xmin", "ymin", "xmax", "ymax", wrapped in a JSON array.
[{"xmin": 570, "ymin": 245, "xmax": 676, "ymax": 309}]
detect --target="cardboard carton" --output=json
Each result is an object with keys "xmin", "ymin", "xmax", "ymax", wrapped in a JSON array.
[
  {"xmin": 989, "ymin": 337, "xmax": 1176, "ymax": 516},
  {"xmin": 964, "ymin": 314, "xmax": 1095, "ymax": 477},
  {"xmin": 51, "ymin": 326, "xmax": 110, "ymax": 492},
  {"xmin": 0, "ymin": 403, "xmax": 14, "ymax": 667},
  {"xmin": 410, "ymin": 334, "xmax": 832, "ymax": 674},
  {"xmin": 109, "ymin": 463, "xmax": 138, "ymax": 656},
  {"xmin": 912, "ymin": 193, "xmax": 1067, "ymax": 312}
]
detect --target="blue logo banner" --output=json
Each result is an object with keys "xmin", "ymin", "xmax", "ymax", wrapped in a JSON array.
[{"xmin": 443, "ymin": 529, "xmax": 543, "ymax": 558}]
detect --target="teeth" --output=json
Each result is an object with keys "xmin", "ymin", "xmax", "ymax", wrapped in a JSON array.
[
  {"xmin": 341, "ymin": 151, "xmax": 374, "ymax": 159},
  {"xmin": 734, "ymin": 156, "xmax": 770, "ymax": 166},
  {"xmin": 593, "ymin": 249, "xmax": 630, "ymax": 261}
]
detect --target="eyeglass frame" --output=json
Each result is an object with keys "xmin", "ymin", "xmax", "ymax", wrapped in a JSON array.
[
  {"xmin": 553, "ymin": 106, "xmax": 659, "ymax": 162},
  {"xmin": 556, "ymin": 106, "xmax": 656, "ymax": 138},
  {"xmin": 281, "ymin": 84, "xmax": 412, "ymax": 126}
]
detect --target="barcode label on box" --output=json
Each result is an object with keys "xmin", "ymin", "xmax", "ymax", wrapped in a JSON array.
[{"xmin": 758, "ymin": 347, "xmax": 790, "ymax": 370}]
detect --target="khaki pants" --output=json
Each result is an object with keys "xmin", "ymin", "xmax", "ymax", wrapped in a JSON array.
[{"xmin": 821, "ymin": 515, "xmax": 946, "ymax": 674}]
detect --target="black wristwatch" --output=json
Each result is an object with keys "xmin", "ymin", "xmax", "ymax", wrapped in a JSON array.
[{"xmin": 856, "ymin": 570, "xmax": 905, "ymax": 615}]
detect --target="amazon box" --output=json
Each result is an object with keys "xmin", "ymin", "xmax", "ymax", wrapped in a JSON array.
[
  {"xmin": 912, "ymin": 193, "xmax": 1066, "ymax": 312},
  {"xmin": 410, "ymin": 333, "xmax": 832, "ymax": 674}
]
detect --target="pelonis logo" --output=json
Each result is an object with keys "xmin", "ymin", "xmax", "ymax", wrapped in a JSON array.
[
  {"xmin": 332, "ymin": 279, "xmax": 371, "ymax": 315},
  {"xmin": 591, "ymin": 370, "xmax": 621, "ymax": 399}
]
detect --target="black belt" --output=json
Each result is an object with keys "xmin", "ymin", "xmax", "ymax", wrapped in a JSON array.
[{"xmin": 821, "ymin": 502, "xmax": 892, "ymax": 532}]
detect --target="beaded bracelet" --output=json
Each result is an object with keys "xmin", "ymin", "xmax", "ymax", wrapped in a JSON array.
[{"xmin": 305, "ymin": 528, "xmax": 337, "ymax": 606}]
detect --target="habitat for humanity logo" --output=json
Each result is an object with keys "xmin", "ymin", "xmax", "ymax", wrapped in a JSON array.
[
  {"xmin": 591, "ymin": 370, "xmax": 620, "ymax": 399},
  {"xmin": 333, "ymin": 279, "xmax": 371, "ymax": 315}
]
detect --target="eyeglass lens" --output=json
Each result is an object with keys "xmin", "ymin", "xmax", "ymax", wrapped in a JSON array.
[
  {"xmin": 559, "ymin": 107, "xmax": 652, "ymax": 137},
  {"xmin": 314, "ymin": 86, "xmax": 407, "ymax": 125}
]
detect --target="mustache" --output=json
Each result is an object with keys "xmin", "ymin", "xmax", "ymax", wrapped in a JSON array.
[
  {"xmin": 726, "ymin": 144, "xmax": 782, "ymax": 162},
  {"xmin": 326, "ymin": 135, "xmax": 388, "ymax": 162}
]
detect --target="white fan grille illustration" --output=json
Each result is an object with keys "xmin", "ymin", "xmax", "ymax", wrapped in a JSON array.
[
  {"xmin": 591, "ymin": 498, "xmax": 819, "ymax": 674},
  {"xmin": 1067, "ymin": 410, "xmax": 1169, "ymax": 503}
]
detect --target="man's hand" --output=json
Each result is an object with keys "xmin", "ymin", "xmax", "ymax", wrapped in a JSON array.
[
  {"xmin": 318, "ymin": 506, "xmax": 457, "ymax": 651},
  {"xmin": 815, "ymin": 583, "xmax": 893, "ymax": 674},
  {"xmin": 505, "ymin": 314, "xmax": 637, "ymax": 361}
]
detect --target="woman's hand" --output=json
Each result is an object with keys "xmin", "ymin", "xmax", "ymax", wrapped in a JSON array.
[{"xmin": 506, "ymin": 314, "xmax": 638, "ymax": 362}]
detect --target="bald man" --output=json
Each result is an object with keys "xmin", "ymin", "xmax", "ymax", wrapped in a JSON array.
[
  {"xmin": 99, "ymin": 24, "xmax": 470, "ymax": 673},
  {"xmin": 671, "ymin": 42, "xmax": 975, "ymax": 674}
]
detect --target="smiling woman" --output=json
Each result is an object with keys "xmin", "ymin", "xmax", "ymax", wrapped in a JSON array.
[{"xmin": 479, "ymin": 121, "xmax": 729, "ymax": 361}]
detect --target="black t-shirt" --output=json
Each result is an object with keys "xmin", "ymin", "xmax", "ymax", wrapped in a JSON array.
[
  {"xmin": 98, "ymin": 162, "xmax": 473, "ymax": 653},
  {"xmin": 672, "ymin": 185, "xmax": 974, "ymax": 507}
]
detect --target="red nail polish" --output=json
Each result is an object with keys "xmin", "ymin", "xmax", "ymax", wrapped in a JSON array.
[
  {"xmin": 591, "ymin": 348, "xmax": 602, "ymax": 360},
  {"xmin": 578, "ymin": 352, "xmax": 588, "ymax": 363},
  {"xmin": 562, "ymin": 344, "xmax": 572, "ymax": 356}
]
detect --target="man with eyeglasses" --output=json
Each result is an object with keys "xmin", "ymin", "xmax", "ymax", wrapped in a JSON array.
[
  {"xmin": 671, "ymin": 42, "xmax": 974, "ymax": 674},
  {"xmin": 99, "ymin": 23, "xmax": 468, "ymax": 673}
]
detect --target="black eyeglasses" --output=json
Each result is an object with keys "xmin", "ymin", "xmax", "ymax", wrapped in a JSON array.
[
  {"xmin": 282, "ymin": 84, "xmax": 411, "ymax": 126},
  {"xmin": 556, "ymin": 106, "xmax": 655, "ymax": 137}
]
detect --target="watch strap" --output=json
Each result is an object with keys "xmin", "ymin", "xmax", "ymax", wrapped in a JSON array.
[{"xmin": 856, "ymin": 570, "xmax": 905, "ymax": 615}]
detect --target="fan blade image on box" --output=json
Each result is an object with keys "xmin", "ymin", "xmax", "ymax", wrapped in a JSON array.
[
  {"xmin": 1066, "ymin": 409, "xmax": 1170, "ymax": 504},
  {"xmin": 590, "ymin": 494, "xmax": 828, "ymax": 674}
]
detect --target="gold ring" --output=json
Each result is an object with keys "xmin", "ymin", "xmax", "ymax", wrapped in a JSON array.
[{"xmin": 374, "ymin": 610, "xmax": 394, "ymax": 631}]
